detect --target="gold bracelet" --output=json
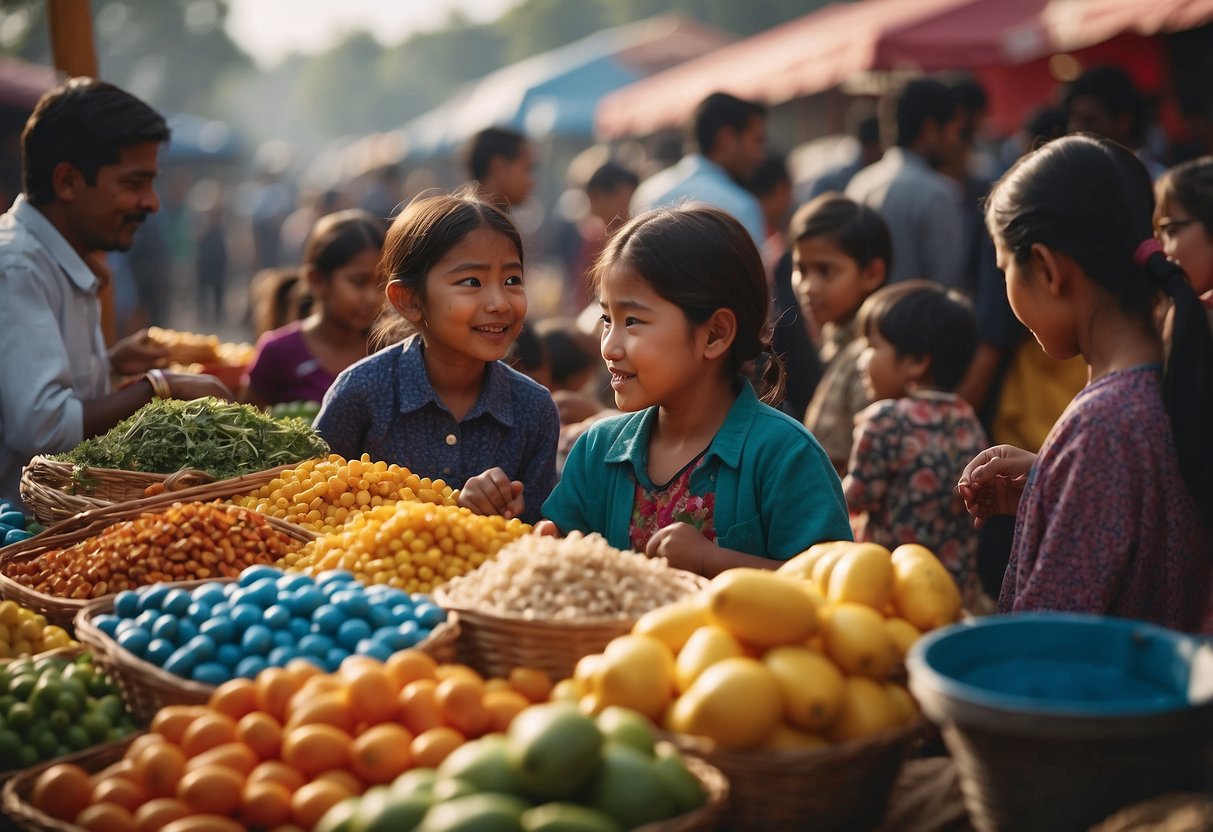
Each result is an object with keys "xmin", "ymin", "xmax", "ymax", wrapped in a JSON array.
[{"xmin": 145, "ymin": 369, "xmax": 172, "ymax": 400}]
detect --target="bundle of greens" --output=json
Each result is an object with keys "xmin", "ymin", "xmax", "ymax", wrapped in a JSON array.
[{"xmin": 56, "ymin": 397, "xmax": 329, "ymax": 480}]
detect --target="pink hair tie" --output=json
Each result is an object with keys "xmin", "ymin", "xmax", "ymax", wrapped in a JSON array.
[{"xmin": 1134, "ymin": 238, "xmax": 1163, "ymax": 266}]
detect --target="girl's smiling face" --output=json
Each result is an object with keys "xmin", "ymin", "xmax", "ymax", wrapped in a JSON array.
[
  {"xmin": 598, "ymin": 265, "xmax": 714, "ymax": 413},
  {"xmin": 1156, "ymin": 194, "xmax": 1213, "ymax": 297},
  {"xmin": 393, "ymin": 226, "xmax": 526, "ymax": 365}
]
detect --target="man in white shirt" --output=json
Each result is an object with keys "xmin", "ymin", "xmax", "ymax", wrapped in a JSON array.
[
  {"xmin": 631, "ymin": 92, "xmax": 768, "ymax": 249},
  {"xmin": 847, "ymin": 78, "xmax": 967, "ymax": 289},
  {"xmin": 0, "ymin": 78, "xmax": 230, "ymax": 505}
]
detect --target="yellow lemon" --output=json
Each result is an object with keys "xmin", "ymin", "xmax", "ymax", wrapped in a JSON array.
[
  {"xmin": 884, "ymin": 617, "xmax": 922, "ymax": 660},
  {"xmin": 633, "ymin": 597, "xmax": 709, "ymax": 654},
  {"xmin": 826, "ymin": 543, "xmax": 894, "ymax": 611},
  {"xmin": 762, "ymin": 646, "xmax": 846, "ymax": 733},
  {"xmin": 891, "ymin": 548, "xmax": 962, "ymax": 632},
  {"xmin": 829, "ymin": 677, "xmax": 901, "ymax": 743},
  {"xmin": 665, "ymin": 657, "xmax": 782, "ymax": 749},
  {"xmin": 764, "ymin": 723, "xmax": 831, "ymax": 750},
  {"xmin": 594, "ymin": 635, "xmax": 676, "ymax": 721},
  {"xmin": 776, "ymin": 541, "xmax": 851, "ymax": 581},
  {"xmin": 573, "ymin": 654, "xmax": 603, "ymax": 696},
  {"xmin": 886, "ymin": 683, "xmax": 918, "ymax": 725},
  {"xmin": 550, "ymin": 679, "xmax": 581, "ymax": 703},
  {"xmin": 705, "ymin": 568, "xmax": 818, "ymax": 648},
  {"xmin": 820, "ymin": 602, "xmax": 897, "ymax": 680},
  {"xmin": 810, "ymin": 545, "xmax": 851, "ymax": 595},
  {"xmin": 675, "ymin": 626, "xmax": 745, "ymax": 692}
]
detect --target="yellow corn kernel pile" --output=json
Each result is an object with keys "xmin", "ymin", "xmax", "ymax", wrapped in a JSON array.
[
  {"xmin": 278, "ymin": 501, "xmax": 531, "ymax": 594},
  {"xmin": 235, "ymin": 453, "xmax": 459, "ymax": 534}
]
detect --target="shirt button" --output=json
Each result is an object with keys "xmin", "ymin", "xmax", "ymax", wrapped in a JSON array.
[{"xmin": 445, "ymin": 434, "xmax": 457, "ymax": 446}]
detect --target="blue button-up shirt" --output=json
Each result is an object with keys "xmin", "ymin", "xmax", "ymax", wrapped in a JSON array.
[
  {"xmin": 314, "ymin": 336, "xmax": 559, "ymax": 523},
  {"xmin": 0, "ymin": 195, "xmax": 112, "ymax": 505},
  {"xmin": 630, "ymin": 154, "xmax": 767, "ymax": 249}
]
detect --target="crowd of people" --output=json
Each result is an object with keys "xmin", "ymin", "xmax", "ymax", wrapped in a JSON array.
[{"xmin": 2, "ymin": 62, "xmax": 1213, "ymax": 636}]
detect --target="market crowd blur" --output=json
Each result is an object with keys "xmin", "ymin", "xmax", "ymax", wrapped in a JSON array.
[{"xmin": 2, "ymin": 57, "xmax": 1213, "ymax": 635}]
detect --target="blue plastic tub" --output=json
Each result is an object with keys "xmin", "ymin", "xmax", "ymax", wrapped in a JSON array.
[{"xmin": 907, "ymin": 613, "xmax": 1213, "ymax": 832}]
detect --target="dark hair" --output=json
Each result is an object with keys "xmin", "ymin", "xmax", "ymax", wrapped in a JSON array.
[
  {"xmin": 1064, "ymin": 66, "xmax": 1145, "ymax": 145},
  {"xmin": 1155, "ymin": 157, "xmax": 1213, "ymax": 232},
  {"xmin": 466, "ymin": 127, "xmax": 527, "ymax": 182},
  {"xmin": 377, "ymin": 189, "xmax": 523, "ymax": 343},
  {"xmin": 536, "ymin": 318, "xmax": 596, "ymax": 388},
  {"xmin": 856, "ymin": 115, "xmax": 881, "ymax": 146},
  {"xmin": 250, "ymin": 267, "xmax": 307, "ymax": 337},
  {"xmin": 22, "ymin": 77, "xmax": 170, "ymax": 206},
  {"xmin": 789, "ymin": 193, "xmax": 893, "ymax": 273},
  {"xmin": 748, "ymin": 153, "xmax": 789, "ymax": 198},
  {"xmin": 892, "ymin": 78, "xmax": 957, "ymax": 148},
  {"xmin": 507, "ymin": 321, "xmax": 547, "ymax": 377},
  {"xmin": 1023, "ymin": 106, "xmax": 1068, "ymax": 150},
  {"xmin": 590, "ymin": 205, "xmax": 784, "ymax": 404},
  {"xmin": 691, "ymin": 92, "xmax": 766, "ymax": 156},
  {"xmin": 586, "ymin": 161, "xmax": 639, "ymax": 195},
  {"xmin": 303, "ymin": 208, "xmax": 386, "ymax": 278},
  {"xmin": 987, "ymin": 133, "xmax": 1213, "ymax": 522},
  {"xmin": 858, "ymin": 281, "xmax": 977, "ymax": 391},
  {"xmin": 947, "ymin": 75, "xmax": 988, "ymax": 144}
]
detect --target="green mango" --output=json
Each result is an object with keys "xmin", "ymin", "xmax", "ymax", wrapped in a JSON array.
[
  {"xmin": 520, "ymin": 803, "xmax": 624, "ymax": 832},
  {"xmin": 417, "ymin": 793, "xmax": 529, "ymax": 832}
]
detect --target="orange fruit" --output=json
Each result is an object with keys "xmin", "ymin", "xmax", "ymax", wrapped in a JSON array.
[
  {"xmin": 385, "ymin": 650, "xmax": 438, "ymax": 690},
  {"xmin": 287, "ymin": 676, "xmax": 345, "ymax": 716},
  {"xmin": 91, "ymin": 760, "xmax": 141, "ymax": 789},
  {"xmin": 91, "ymin": 777, "xmax": 148, "ymax": 813},
  {"xmin": 484, "ymin": 678, "xmax": 512, "ymax": 693},
  {"xmin": 132, "ymin": 798, "xmax": 190, "ymax": 832},
  {"xmin": 247, "ymin": 761, "xmax": 305, "ymax": 794},
  {"xmin": 397, "ymin": 679, "xmax": 442, "ymax": 735},
  {"xmin": 434, "ymin": 664, "xmax": 483, "ymax": 685},
  {"xmin": 185, "ymin": 742, "xmax": 259, "ymax": 776},
  {"xmin": 338, "ymin": 654, "xmax": 382, "ymax": 675},
  {"xmin": 345, "ymin": 663, "xmax": 397, "ymax": 725},
  {"xmin": 209, "ymin": 678, "xmax": 259, "ymax": 721},
  {"xmin": 285, "ymin": 690, "xmax": 354, "ymax": 734},
  {"xmin": 314, "ymin": 769, "xmax": 363, "ymax": 796},
  {"xmin": 124, "ymin": 734, "xmax": 164, "ymax": 762},
  {"xmin": 255, "ymin": 668, "xmax": 301, "ymax": 723},
  {"xmin": 350, "ymin": 723, "xmax": 413, "ymax": 784},
  {"xmin": 508, "ymin": 667, "xmax": 554, "ymax": 703},
  {"xmin": 75, "ymin": 803, "xmax": 136, "ymax": 832},
  {"xmin": 132, "ymin": 741, "xmax": 186, "ymax": 798},
  {"xmin": 281, "ymin": 723, "xmax": 352, "ymax": 777},
  {"xmin": 284, "ymin": 658, "xmax": 324, "ymax": 686},
  {"xmin": 150, "ymin": 707, "xmax": 208, "ymax": 745},
  {"xmin": 237, "ymin": 711, "xmax": 284, "ymax": 761},
  {"xmin": 176, "ymin": 765, "xmax": 244, "ymax": 816},
  {"xmin": 435, "ymin": 676, "xmax": 489, "ymax": 738},
  {"xmin": 409, "ymin": 726, "xmax": 465, "ymax": 768},
  {"xmin": 482, "ymin": 688, "xmax": 530, "ymax": 733},
  {"xmin": 241, "ymin": 779, "xmax": 293, "ymax": 827},
  {"xmin": 179, "ymin": 712, "xmax": 238, "ymax": 759},
  {"xmin": 291, "ymin": 780, "xmax": 352, "ymax": 829},
  {"xmin": 31, "ymin": 763, "xmax": 92, "ymax": 821},
  {"xmin": 159, "ymin": 817, "xmax": 244, "ymax": 832}
]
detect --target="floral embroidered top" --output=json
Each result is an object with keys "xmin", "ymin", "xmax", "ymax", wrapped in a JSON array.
[
  {"xmin": 629, "ymin": 451, "xmax": 717, "ymax": 551},
  {"xmin": 843, "ymin": 391, "xmax": 987, "ymax": 607}
]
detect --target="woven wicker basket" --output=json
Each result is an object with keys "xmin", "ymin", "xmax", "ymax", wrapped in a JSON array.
[
  {"xmin": 433, "ymin": 569, "xmax": 707, "ymax": 681},
  {"xmin": 666, "ymin": 718, "xmax": 923, "ymax": 832},
  {"xmin": 1, "ymin": 732, "xmax": 137, "ymax": 832},
  {"xmin": 1, "ymin": 735, "xmax": 727, "ymax": 832},
  {"xmin": 18, "ymin": 457, "xmax": 302, "ymax": 527},
  {"xmin": 75, "ymin": 578, "xmax": 462, "ymax": 722},
  {"xmin": 0, "ymin": 500, "xmax": 312, "ymax": 630}
]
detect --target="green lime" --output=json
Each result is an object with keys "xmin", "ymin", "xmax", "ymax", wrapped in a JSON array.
[
  {"xmin": 0, "ymin": 694, "xmax": 16, "ymax": 714},
  {"xmin": 47, "ymin": 710, "xmax": 70, "ymax": 734},
  {"xmin": 16, "ymin": 745, "xmax": 38, "ymax": 768},
  {"xmin": 84, "ymin": 673, "xmax": 111, "ymax": 698},
  {"xmin": 80, "ymin": 711, "xmax": 109, "ymax": 741},
  {"xmin": 0, "ymin": 669, "xmax": 11, "ymax": 691},
  {"xmin": 29, "ymin": 679, "xmax": 62, "ymax": 715},
  {"xmin": 9, "ymin": 675, "xmax": 36, "ymax": 701},
  {"xmin": 64, "ymin": 725, "xmax": 89, "ymax": 752},
  {"xmin": 96, "ymin": 694, "xmax": 125, "ymax": 722},
  {"xmin": 31, "ymin": 727, "xmax": 57, "ymax": 759},
  {"xmin": 7, "ymin": 702, "xmax": 33, "ymax": 734},
  {"xmin": 59, "ymin": 678, "xmax": 86, "ymax": 701},
  {"xmin": 0, "ymin": 729, "xmax": 20, "ymax": 759},
  {"xmin": 55, "ymin": 691, "xmax": 82, "ymax": 718},
  {"xmin": 7, "ymin": 659, "xmax": 33, "ymax": 678},
  {"xmin": 33, "ymin": 655, "xmax": 65, "ymax": 673}
]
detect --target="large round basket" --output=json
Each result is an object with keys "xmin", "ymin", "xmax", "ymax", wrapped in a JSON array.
[
  {"xmin": 433, "ymin": 569, "xmax": 707, "ymax": 681},
  {"xmin": 0, "ymin": 499, "xmax": 313, "ymax": 630},
  {"xmin": 18, "ymin": 458, "xmax": 303, "ymax": 527},
  {"xmin": 665, "ymin": 718, "xmax": 923, "ymax": 832},
  {"xmin": 1, "ymin": 733, "xmax": 137, "ymax": 832},
  {"xmin": 1, "ymin": 736, "xmax": 726, "ymax": 832},
  {"xmin": 75, "ymin": 578, "xmax": 461, "ymax": 723}
]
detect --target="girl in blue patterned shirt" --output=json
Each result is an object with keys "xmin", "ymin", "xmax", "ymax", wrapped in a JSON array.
[
  {"xmin": 314, "ymin": 192, "xmax": 559, "ymax": 523},
  {"xmin": 463, "ymin": 205, "xmax": 851, "ymax": 575}
]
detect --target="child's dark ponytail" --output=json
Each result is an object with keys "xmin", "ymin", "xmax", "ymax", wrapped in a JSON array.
[{"xmin": 1138, "ymin": 243, "xmax": 1213, "ymax": 525}]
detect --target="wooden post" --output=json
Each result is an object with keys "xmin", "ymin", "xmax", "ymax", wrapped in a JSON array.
[{"xmin": 45, "ymin": 0, "xmax": 116, "ymax": 344}]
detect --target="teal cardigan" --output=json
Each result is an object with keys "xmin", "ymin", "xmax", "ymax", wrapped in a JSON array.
[{"xmin": 542, "ymin": 383, "xmax": 853, "ymax": 560}]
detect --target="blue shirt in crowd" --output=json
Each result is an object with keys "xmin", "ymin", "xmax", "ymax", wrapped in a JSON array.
[
  {"xmin": 543, "ymin": 381, "xmax": 853, "ymax": 559},
  {"xmin": 630, "ymin": 154, "xmax": 767, "ymax": 249},
  {"xmin": 314, "ymin": 336, "xmax": 559, "ymax": 524}
]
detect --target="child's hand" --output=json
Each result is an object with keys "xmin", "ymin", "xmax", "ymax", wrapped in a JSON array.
[
  {"xmin": 645, "ymin": 522, "xmax": 718, "ymax": 576},
  {"xmin": 957, "ymin": 445, "xmax": 1036, "ymax": 528},
  {"xmin": 458, "ymin": 467, "xmax": 525, "ymax": 520},
  {"xmin": 532, "ymin": 520, "xmax": 560, "ymax": 537}
]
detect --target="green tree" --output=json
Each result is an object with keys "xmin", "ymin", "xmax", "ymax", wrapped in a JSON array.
[{"xmin": 498, "ymin": 0, "xmax": 609, "ymax": 62}]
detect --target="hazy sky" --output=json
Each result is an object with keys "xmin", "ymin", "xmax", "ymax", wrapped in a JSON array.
[{"xmin": 225, "ymin": 0, "xmax": 523, "ymax": 66}]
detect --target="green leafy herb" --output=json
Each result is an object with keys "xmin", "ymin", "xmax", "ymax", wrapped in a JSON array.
[{"xmin": 56, "ymin": 397, "xmax": 329, "ymax": 480}]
